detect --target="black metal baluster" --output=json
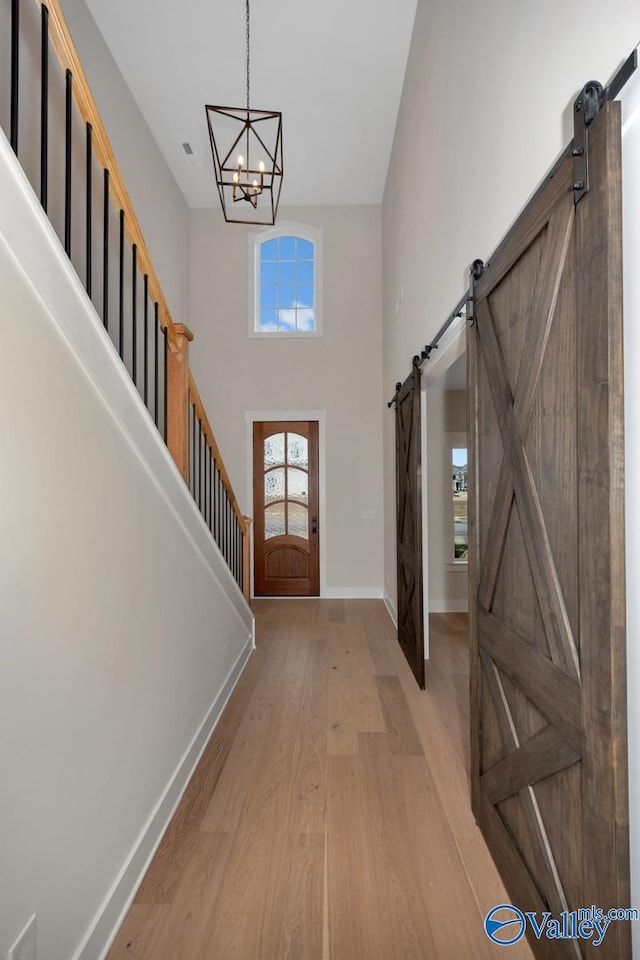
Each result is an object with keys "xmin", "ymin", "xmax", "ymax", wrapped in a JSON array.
[
  {"xmin": 219, "ymin": 474, "xmax": 223, "ymax": 550},
  {"xmin": 240, "ymin": 522, "xmax": 244, "ymax": 590},
  {"xmin": 86, "ymin": 123, "xmax": 92, "ymax": 296},
  {"xmin": 186, "ymin": 397, "xmax": 190, "ymax": 489},
  {"xmin": 236, "ymin": 519, "xmax": 241, "ymax": 585},
  {"xmin": 230, "ymin": 509, "xmax": 233, "ymax": 574},
  {"xmin": 208, "ymin": 447, "xmax": 212, "ymax": 530},
  {"xmin": 232, "ymin": 515, "xmax": 236, "ymax": 581},
  {"xmin": 240, "ymin": 522, "xmax": 244, "ymax": 592},
  {"xmin": 198, "ymin": 420, "xmax": 202, "ymax": 511},
  {"xmin": 143, "ymin": 276, "xmax": 149, "ymax": 406},
  {"xmin": 229, "ymin": 499, "xmax": 233, "ymax": 570},
  {"xmin": 203, "ymin": 436, "xmax": 207, "ymax": 519},
  {"xmin": 64, "ymin": 70, "xmax": 72, "ymax": 256},
  {"xmin": 235, "ymin": 521, "xmax": 239, "ymax": 586},
  {"xmin": 118, "ymin": 210, "xmax": 124, "ymax": 359},
  {"xmin": 40, "ymin": 4, "xmax": 48, "ymax": 209},
  {"xmin": 154, "ymin": 302, "xmax": 159, "ymax": 426},
  {"xmin": 237, "ymin": 518, "xmax": 241, "ymax": 584},
  {"xmin": 234, "ymin": 513, "xmax": 238, "ymax": 580},
  {"xmin": 224, "ymin": 493, "xmax": 229, "ymax": 565},
  {"xmin": 215, "ymin": 469, "xmax": 220, "ymax": 545},
  {"xmin": 102, "ymin": 169, "xmax": 109, "ymax": 329},
  {"xmin": 192, "ymin": 406, "xmax": 196, "ymax": 496},
  {"xmin": 204, "ymin": 441, "xmax": 208, "ymax": 526},
  {"xmin": 10, "ymin": 0, "xmax": 19, "ymax": 154},
  {"xmin": 132, "ymin": 244, "xmax": 137, "ymax": 385},
  {"xmin": 221, "ymin": 489, "xmax": 225, "ymax": 558},
  {"xmin": 202, "ymin": 432, "xmax": 206, "ymax": 518},
  {"xmin": 207, "ymin": 447, "xmax": 211, "ymax": 529},
  {"xmin": 163, "ymin": 326, "xmax": 168, "ymax": 443},
  {"xmin": 186, "ymin": 403, "xmax": 190, "ymax": 491},
  {"xmin": 198, "ymin": 420, "xmax": 203, "ymax": 510},
  {"xmin": 212, "ymin": 459, "xmax": 217, "ymax": 540}
]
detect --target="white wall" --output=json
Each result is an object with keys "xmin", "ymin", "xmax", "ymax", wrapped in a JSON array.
[
  {"xmin": 426, "ymin": 389, "xmax": 468, "ymax": 613},
  {"xmin": 189, "ymin": 204, "xmax": 384, "ymax": 596},
  {"xmin": 56, "ymin": 0, "xmax": 191, "ymax": 325},
  {"xmin": 0, "ymin": 132, "xmax": 253, "ymax": 960},
  {"xmin": 382, "ymin": 0, "xmax": 640, "ymax": 614},
  {"xmin": 382, "ymin": 0, "xmax": 640, "ymax": 941}
]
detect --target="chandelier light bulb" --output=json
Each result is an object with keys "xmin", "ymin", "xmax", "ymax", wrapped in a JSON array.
[
  {"xmin": 237, "ymin": 155, "xmax": 244, "ymax": 167},
  {"xmin": 258, "ymin": 161, "xmax": 265, "ymax": 173}
]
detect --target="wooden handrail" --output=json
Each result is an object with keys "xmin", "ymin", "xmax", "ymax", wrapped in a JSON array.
[
  {"xmin": 34, "ymin": 0, "xmax": 178, "ymax": 351},
  {"xmin": 188, "ymin": 372, "xmax": 247, "ymax": 529},
  {"xmin": 25, "ymin": 0, "xmax": 251, "ymax": 597}
]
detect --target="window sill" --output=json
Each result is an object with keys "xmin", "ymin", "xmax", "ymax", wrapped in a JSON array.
[
  {"xmin": 248, "ymin": 330, "xmax": 323, "ymax": 340},
  {"xmin": 446, "ymin": 561, "xmax": 468, "ymax": 572}
]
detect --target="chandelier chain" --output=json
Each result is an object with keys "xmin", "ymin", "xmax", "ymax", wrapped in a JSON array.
[{"xmin": 246, "ymin": 0, "xmax": 250, "ymax": 111}]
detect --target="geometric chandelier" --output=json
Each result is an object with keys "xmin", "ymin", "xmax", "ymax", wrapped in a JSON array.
[{"xmin": 205, "ymin": 0, "xmax": 283, "ymax": 225}]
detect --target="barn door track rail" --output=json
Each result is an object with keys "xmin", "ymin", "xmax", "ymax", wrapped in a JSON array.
[{"xmin": 387, "ymin": 46, "xmax": 637, "ymax": 409}]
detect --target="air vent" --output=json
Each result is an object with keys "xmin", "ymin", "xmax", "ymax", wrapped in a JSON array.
[{"xmin": 182, "ymin": 142, "xmax": 194, "ymax": 156}]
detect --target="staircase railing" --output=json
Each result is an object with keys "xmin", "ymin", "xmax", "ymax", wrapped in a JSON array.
[{"xmin": 3, "ymin": 0, "xmax": 252, "ymax": 599}]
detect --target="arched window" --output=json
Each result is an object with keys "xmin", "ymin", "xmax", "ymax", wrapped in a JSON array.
[{"xmin": 250, "ymin": 223, "xmax": 323, "ymax": 336}]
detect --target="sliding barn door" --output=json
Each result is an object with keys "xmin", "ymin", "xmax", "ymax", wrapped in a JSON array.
[
  {"xmin": 395, "ymin": 366, "xmax": 425, "ymax": 689},
  {"xmin": 468, "ymin": 102, "xmax": 629, "ymax": 958}
]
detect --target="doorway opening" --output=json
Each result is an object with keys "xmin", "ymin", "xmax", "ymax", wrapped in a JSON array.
[{"xmin": 422, "ymin": 340, "xmax": 471, "ymax": 762}]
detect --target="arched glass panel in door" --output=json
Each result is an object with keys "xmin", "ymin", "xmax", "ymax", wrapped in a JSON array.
[{"xmin": 263, "ymin": 433, "xmax": 309, "ymax": 540}]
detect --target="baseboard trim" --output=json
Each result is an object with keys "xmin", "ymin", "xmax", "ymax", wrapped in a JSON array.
[
  {"xmin": 76, "ymin": 633, "xmax": 253, "ymax": 960},
  {"xmin": 323, "ymin": 587, "xmax": 383, "ymax": 599},
  {"xmin": 383, "ymin": 593, "xmax": 398, "ymax": 627}
]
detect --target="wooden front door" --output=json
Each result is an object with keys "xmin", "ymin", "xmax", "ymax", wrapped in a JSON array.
[
  {"xmin": 395, "ymin": 366, "xmax": 425, "ymax": 688},
  {"xmin": 253, "ymin": 421, "xmax": 320, "ymax": 596},
  {"xmin": 469, "ymin": 102, "xmax": 629, "ymax": 958}
]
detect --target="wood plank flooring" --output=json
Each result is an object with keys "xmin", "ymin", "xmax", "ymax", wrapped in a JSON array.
[{"xmin": 107, "ymin": 601, "xmax": 534, "ymax": 960}]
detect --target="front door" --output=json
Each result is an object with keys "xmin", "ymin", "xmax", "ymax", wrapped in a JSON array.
[
  {"xmin": 253, "ymin": 421, "xmax": 320, "ymax": 596},
  {"xmin": 469, "ymin": 102, "xmax": 629, "ymax": 958}
]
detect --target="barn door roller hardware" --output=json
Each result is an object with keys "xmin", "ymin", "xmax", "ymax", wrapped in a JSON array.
[
  {"xmin": 573, "ymin": 48, "xmax": 637, "ymax": 204},
  {"xmin": 386, "ymin": 259, "xmax": 483, "ymax": 407}
]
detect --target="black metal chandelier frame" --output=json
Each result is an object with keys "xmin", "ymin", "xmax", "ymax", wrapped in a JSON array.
[{"xmin": 205, "ymin": 0, "xmax": 283, "ymax": 225}]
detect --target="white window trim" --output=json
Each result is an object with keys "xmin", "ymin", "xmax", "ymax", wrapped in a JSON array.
[
  {"xmin": 248, "ymin": 221, "xmax": 324, "ymax": 338},
  {"xmin": 445, "ymin": 431, "xmax": 468, "ymax": 571}
]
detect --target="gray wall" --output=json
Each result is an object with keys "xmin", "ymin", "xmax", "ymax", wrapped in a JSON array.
[
  {"xmin": 189, "ymin": 204, "xmax": 385, "ymax": 596},
  {"xmin": 58, "ymin": 0, "xmax": 191, "ymax": 324},
  {"xmin": 0, "ymin": 129, "xmax": 252, "ymax": 960},
  {"xmin": 382, "ymin": 0, "xmax": 640, "ymax": 944}
]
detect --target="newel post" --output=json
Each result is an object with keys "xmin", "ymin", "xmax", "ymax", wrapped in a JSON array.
[
  {"xmin": 242, "ymin": 516, "xmax": 253, "ymax": 602},
  {"xmin": 166, "ymin": 323, "xmax": 194, "ymax": 482}
]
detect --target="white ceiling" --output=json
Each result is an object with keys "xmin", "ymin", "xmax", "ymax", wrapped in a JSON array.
[{"xmin": 85, "ymin": 0, "xmax": 418, "ymax": 209}]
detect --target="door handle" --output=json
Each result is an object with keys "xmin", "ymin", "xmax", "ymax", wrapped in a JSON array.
[{"xmin": 311, "ymin": 516, "xmax": 318, "ymax": 535}]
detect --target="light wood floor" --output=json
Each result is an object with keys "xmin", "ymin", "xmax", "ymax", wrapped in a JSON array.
[{"xmin": 107, "ymin": 600, "xmax": 534, "ymax": 959}]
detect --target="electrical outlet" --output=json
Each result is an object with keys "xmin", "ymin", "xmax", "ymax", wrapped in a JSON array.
[{"xmin": 8, "ymin": 915, "xmax": 36, "ymax": 960}]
